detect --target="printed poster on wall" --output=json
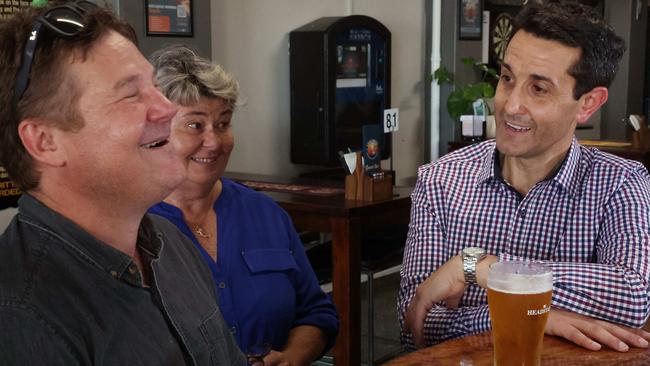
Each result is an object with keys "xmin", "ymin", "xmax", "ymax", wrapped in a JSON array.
[
  {"xmin": 0, "ymin": 167, "xmax": 20, "ymax": 210},
  {"xmin": 0, "ymin": 0, "xmax": 31, "ymax": 20},
  {"xmin": 146, "ymin": 0, "xmax": 193, "ymax": 37},
  {"xmin": 1, "ymin": 2, "xmax": 34, "ymax": 209}
]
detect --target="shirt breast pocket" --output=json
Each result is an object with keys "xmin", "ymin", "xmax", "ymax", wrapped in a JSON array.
[
  {"xmin": 198, "ymin": 308, "xmax": 231, "ymax": 365},
  {"xmin": 242, "ymin": 248, "xmax": 301, "ymax": 274},
  {"xmin": 241, "ymin": 248, "xmax": 300, "ymax": 318}
]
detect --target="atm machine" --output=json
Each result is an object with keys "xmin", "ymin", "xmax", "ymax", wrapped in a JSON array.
[{"xmin": 290, "ymin": 15, "xmax": 391, "ymax": 166}]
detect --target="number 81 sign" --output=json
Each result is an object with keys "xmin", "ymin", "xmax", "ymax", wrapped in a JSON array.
[{"xmin": 383, "ymin": 108, "xmax": 399, "ymax": 133}]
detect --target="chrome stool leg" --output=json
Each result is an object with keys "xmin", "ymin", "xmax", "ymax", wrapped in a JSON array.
[{"xmin": 366, "ymin": 268, "xmax": 375, "ymax": 366}]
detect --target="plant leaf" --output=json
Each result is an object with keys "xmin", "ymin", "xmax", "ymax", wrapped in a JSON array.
[
  {"xmin": 461, "ymin": 57, "xmax": 476, "ymax": 66},
  {"xmin": 480, "ymin": 82, "xmax": 495, "ymax": 98},
  {"xmin": 441, "ymin": 57, "xmax": 500, "ymax": 122},
  {"xmin": 433, "ymin": 66, "xmax": 453, "ymax": 85},
  {"xmin": 463, "ymin": 84, "xmax": 484, "ymax": 101},
  {"xmin": 447, "ymin": 89, "xmax": 472, "ymax": 121},
  {"xmin": 485, "ymin": 67, "xmax": 499, "ymax": 79}
]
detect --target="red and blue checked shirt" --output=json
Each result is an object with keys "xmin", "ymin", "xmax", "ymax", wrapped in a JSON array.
[{"xmin": 398, "ymin": 138, "xmax": 650, "ymax": 347}]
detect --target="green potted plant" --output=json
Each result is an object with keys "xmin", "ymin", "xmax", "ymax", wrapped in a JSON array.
[{"xmin": 432, "ymin": 57, "xmax": 499, "ymax": 121}]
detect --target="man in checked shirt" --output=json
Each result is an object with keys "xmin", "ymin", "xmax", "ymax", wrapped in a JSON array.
[{"xmin": 400, "ymin": 0, "xmax": 650, "ymax": 353}]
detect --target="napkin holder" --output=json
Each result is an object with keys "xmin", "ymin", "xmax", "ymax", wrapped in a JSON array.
[
  {"xmin": 632, "ymin": 122, "xmax": 650, "ymax": 151},
  {"xmin": 344, "ymin": 152, "xmax": 393, "ymax": 202}
]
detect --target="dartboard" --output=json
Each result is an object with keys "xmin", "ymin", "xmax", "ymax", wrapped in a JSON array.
[{"xmin": 491, "ymin": 13, "xmax": 514, "ymax": 64}]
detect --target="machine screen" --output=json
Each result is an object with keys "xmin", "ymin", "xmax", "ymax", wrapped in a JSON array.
[{"xmin": 336, "ymin": 43, "xmax": 368, "ymax": 88}]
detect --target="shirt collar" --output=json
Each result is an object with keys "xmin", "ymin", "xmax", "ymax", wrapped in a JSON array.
[
  {"xmin": 17, "ymin": 194, "xmax": 163, "ymax": 282},
  {"xmin": 551, "ymin": 137, "xmax": 581, "ymax": 197},
  {"xmin": 478, "ymin": 137, "xmax": 581, "ymax": 197},
  {"xmin": 476, "ymin": 140, "xmax": 497, "ymax": 184}
]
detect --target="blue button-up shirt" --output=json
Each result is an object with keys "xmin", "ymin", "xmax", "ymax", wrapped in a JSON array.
[{"xmin": 150, "ymin": 178, "xmax": 339, "ymax": 353}]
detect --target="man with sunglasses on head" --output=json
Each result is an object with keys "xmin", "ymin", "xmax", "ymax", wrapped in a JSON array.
[{"xmin": 0, "ymin": 1, "xmax": 246, "ymax": 364}]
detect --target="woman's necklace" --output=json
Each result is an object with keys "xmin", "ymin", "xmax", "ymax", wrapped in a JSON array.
[
  {"xmin": 185, "ymin": 209, "xmax": 214, "ymax": 240},
  {"xmin": 175, "ymin": 198, "xmax": 218, "ymax": 260},
  {"xmin": 193, "ymin": 226, "xmax": 211, "ymax": 239}
]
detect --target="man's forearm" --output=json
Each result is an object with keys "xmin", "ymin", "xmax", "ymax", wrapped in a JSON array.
[
  {"xmin": 500, "ymin": 253, "xmax": 650, "ymax": 328},
  {"xmin": 399, "ymin": 303, "xmax": 491, "ymax": 347}
]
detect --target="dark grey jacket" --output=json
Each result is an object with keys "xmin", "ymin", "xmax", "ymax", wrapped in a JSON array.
[{"xmin": 0, "ymin": 194, "xmax": 246, "ymax": 365}]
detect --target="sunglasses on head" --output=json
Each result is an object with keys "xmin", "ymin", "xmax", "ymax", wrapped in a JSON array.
[{"xmin": 12, "ymin": 0, "xmax": 98, "ymax": 111}]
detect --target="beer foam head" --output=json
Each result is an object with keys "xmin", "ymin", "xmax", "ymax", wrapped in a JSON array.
[{"xmin": 487, "ymin": 261, "xmax": 553, "ymax": 294}]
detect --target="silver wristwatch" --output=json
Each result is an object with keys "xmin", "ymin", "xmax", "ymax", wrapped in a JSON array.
[{"xmin": 461, "ymin": 247, "xmax": 487, "ymax": 284}]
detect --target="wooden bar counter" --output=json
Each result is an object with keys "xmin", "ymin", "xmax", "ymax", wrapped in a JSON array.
[
  {"xmin": 448, "ymin": 139, "xmax": 650, "ymax": 172},
  {"xmin": 384, "ymin": 332, "xmax": 650, "ymax": 366}
]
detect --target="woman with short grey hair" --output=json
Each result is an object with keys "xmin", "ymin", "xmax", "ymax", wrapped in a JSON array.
[
  {"xmin": 150, "ymin": 45, "xmax": 239, "ymax": 109},
  {"xmin": 148, "ymin": 45, "xmax": 339, "ymax": 366}
]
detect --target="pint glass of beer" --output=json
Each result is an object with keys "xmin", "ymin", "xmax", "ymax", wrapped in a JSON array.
[{"xmin": 487, "ymin": 261, "xmax": 552, "ymax": 366}]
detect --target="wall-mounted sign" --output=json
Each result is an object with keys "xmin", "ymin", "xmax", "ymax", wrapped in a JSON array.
[
  {"xmin": 145, "ymin": 0, "xmax": 193, "ymax": 37},
  {"xmin": 0, "ymin": 0, "xmax": 30, "ymax": 21},
  {"xmin": 0, "ymin": 167, "xmax": 20, "ymax": 210},
  {"xmin": 459, "ymin": 0, "xmax": 483, "ymax": 40}
]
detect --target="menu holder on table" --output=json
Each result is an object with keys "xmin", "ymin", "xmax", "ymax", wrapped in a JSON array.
[
  {"xmin": 632, "ymin": 123, "xmax": 650, "ymax": 150},
  {"xmin": 344, "ymin": 151, "xmax": 392, "ymax": 202}
]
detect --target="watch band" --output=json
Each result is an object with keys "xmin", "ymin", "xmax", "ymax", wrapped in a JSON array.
[
  {"xmin": 462, "ymin": 247, "xmax": 486, "ymax": 284},
  {"xmin": 463, "ymin": 256, "xmax": 479, "ymax": 284}
]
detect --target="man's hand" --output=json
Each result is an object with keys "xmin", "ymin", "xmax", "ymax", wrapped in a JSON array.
[
  {"xmin": 404, "ymin": 254, "xmax": 498, "ymax": 347},
  {"xmin": 545, "ymin": 308, "xmax": 650, "ymax": 352},
  {"xmin": 404, "ymin": 255, "xmax": 466, "ymax": 347}
]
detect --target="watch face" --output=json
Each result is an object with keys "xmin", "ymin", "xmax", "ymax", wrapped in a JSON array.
[{"xmin": 464, "ymin": 247, "xmax": 485, "ymax": 257}]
